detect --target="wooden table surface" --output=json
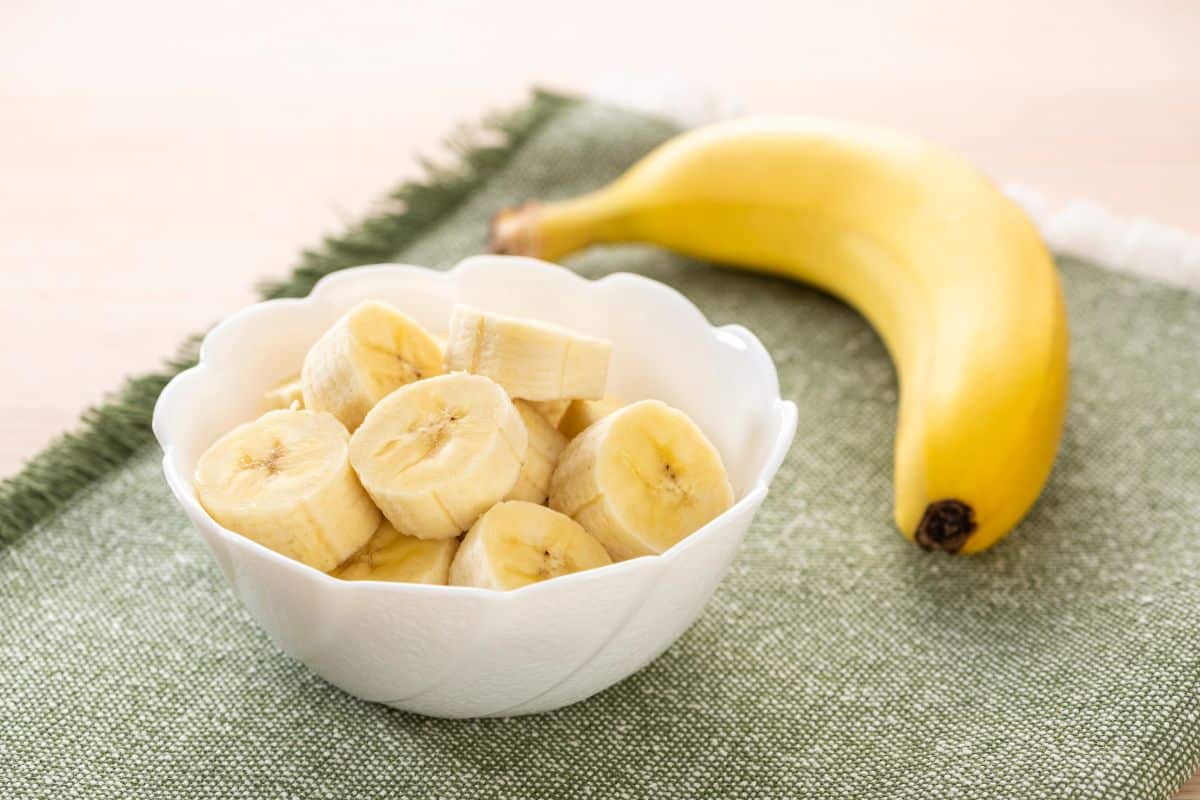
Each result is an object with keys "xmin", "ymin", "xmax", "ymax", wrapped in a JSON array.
[{"xmin": 2, "ymin": 1, "xmax": 1197, "ymax": 794}]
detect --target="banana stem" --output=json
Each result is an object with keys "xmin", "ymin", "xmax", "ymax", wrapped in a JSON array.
[{"xmin": 490, "ymin": 191, "xmax": 624, "ymax": 261}]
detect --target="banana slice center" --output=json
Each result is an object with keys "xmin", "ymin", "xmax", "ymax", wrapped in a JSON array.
[
  {"xmin": 374, "ymin": 408, "xmax": 466, "ymax": 473},
  {"xmin": 623, "ymin": 450, "xmax": 693, "ymax": 506},
  {"xmin": 237, "ymin": 440, "xmax": 288, "ymax": 476},
  {"xmin": 538, "ymin": 546, "xmax": 567, "ymax": 578},
  {"xmin": 660, "ymin": 461, "xmax": 690, "ymax": 498},
  {"xmin": 502, "ymin": 533, "xmax": 573, "ymax": 582}
]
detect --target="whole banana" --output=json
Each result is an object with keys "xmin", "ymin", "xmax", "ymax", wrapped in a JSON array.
[{"xmin": 491, "ymin": 118, "xmax": 1069, "ymax": 554}]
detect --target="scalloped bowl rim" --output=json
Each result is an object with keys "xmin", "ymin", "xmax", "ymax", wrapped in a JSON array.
[{"xmin": 153, "ymin": 256, "xmax": 797, "ymax": 604}]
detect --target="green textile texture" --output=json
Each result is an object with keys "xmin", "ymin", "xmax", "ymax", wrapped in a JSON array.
[{"xmin": 2, "ymin": 93, "xmax": 1199, "ymax": 800}]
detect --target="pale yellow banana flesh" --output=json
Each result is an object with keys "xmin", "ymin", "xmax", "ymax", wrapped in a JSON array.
[
  {"xmin": 349, "ymin": 372, "xmax": 527, "ymax": 540},
  {"xmin": 449, "ymin": 501, "xmax": 612, "ymax": 590},
  {"xmin": 332, "ymin": 520, "xmax": 458, "ymax": 584},
  {"xmin": 529, "ymin": 399, "xmax": 570, "ymax": 428},
  {"xmin": 493, "ymin": 118, "xmax": 1069, "ymax": 554},
  {"xmin": 264, "ymin": 376, "xmax": 304, "ymax": 411},
  {"xmin": 549, "ymin": 399, "xmax": 734, "ymax": 561},
  {"xmin": 445, "ymin": 304, "xmax": 611, "ymax": 401},
  {"xmin": 506, "ymin": 401, "xmax": 568, "ymax": 504},
  {"xmin": 302, "ymin": 300, "xmax": 445, "ymax": 431},
  {"xmin": 557, "ymin": 396, "xmax": 625, "ymax": 440},
  {"xmin": 194, "ymin": 409, "xmax": 380, "ymax": 572}
]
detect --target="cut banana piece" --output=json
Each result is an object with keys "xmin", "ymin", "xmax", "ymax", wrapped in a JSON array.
[
  {"xmin": 557, "ymin": 396, "xmax": 625, "ymax": 440},
  {"xmin": 449, "ymin": 501, "xmax": 612, "ymax": 590},
  {"xmin": 331, "ymin": 520, "xmax": 458, "ymax": 584},
  {"xmin": 302, "ymin": 300, "xmax": 445, "ymax": 431},
  {"xmin": 444, "ymin": 305, "xmax": 611, "ymax": 401},
  {"xmin": 194, "ymin": 409, "xmax": 380, "ymax": 571},
  {"xmin": 549, "ymin": 400, "xmax": 734, "ymax": 560},
  {"xmin": 349, "ymin": 372, "xmax": 527, "ymax": 539},
  {"xmin": 506, "ymin": 401, "xmax": 568, "ymax": 504},
  {"xmin": 264, "ymin": 376, "xmax": 304, "ymax": 410},
  {"xmin": 529, "ymin": 399, "xmax": 570, "ymax": 428}
]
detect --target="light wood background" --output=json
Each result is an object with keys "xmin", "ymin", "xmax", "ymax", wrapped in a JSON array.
[{"xmin": 2, "ymin": 1, "xmax": 1197, "ymax": 794}]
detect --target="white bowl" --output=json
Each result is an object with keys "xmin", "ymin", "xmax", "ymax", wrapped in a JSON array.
[{"xmin": 153, "ymin": 256, "xmax": 797, "ymax": 718}]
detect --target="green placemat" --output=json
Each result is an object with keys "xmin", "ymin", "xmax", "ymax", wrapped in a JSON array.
[{"xmin": 2, "ymin": 90, "xmax": 1198, "ymax": 800}]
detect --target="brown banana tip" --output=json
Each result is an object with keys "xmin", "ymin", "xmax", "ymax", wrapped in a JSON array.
[
  {"xmin": 914, "ymin": 499, "xmax": 977, "ymax": 554},
  {"xmin": 488, "ymin": 202, "xmax": 542, "ymax": 256}
]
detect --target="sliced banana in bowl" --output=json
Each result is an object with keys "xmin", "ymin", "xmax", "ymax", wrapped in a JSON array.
[
  {"xmin": 557, "ymin": 396, "xmax": 625, "ymax": 440},
  {"xmin": 333, "ymin": 520, "xmax": 459, "ymax": 584},
  {"xmin": 445, "ymin": 304, "xmax": 611, "ymax": 401},
  {"xmin": 528, "ymin": 398, "xmax": 570, "ymax": 427},
  {"xmin": 193, "ymin": 409, "xmax": 381, "ymax": 572},
  {"xmin": 264, "ymin": 375, "xmax": 305, "ymax": 411},
  {"xmin": 349, "ymin": 372, "xmax": 527, "ymax": 540},
  {"xmin": 449, "ymin": 501, "xmax": 612, "ymax": 591},
  {"xmin": 550, "ymin": 400, "xmax": 735, "ymax": 561},
  {"xmin": 302, "ymin": 300, "xmax": 445, "ymax": 431},
  {"xmin": 505, "ymin": 400, "xmax": 568, "ymax": 504}
]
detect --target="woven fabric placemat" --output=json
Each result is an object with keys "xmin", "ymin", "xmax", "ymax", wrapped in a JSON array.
[{"xmin": 2, "ymin": 90, "xmax": 1198, "ymax": 800}]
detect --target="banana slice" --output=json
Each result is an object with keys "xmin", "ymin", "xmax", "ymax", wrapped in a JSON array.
[
  {"xmin": 264, "ymin": 376, "xmax": 304, "ymax": 410},
  {"xmin": 331, "ymin": 520, "xmax": 459, "ymax": 584},
  {"xmin": 349, "ymin": 372, "xmax": 527, "ymax": 539},
  {"xmin": 528, "ymin": 399, "xmax": 570, "ymax": 428},
  {"xmin": 302, "ymin": 300, "xmax": 445, "ymax": 431},
  {"xmin": 557, "ymin": 396, "xmax": 625, "ymax": 439},
  {"xmin": 506, "ymin": 400, "xmax": 568, "ymax": 504},
  {"xmin": 194, "ymin": 409, "xmax": 381, "ymax": 571},
  {"xmin": 444, "ymin": 305, "xmax": 611, "ymax": 401},
  {"xmin": 448, "ymin": 501, "xmax": 612, "ymax": 590},
  {"xmin": 549, "ymin": 400, "xmax": 734, "ymax": 560}
]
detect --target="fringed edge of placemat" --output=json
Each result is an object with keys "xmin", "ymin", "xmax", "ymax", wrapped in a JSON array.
[
  {"xmin": 1006, "ymin": 183, "xmax": 1200, "ymax": 293},
  {"xmin": 0, "ymin": 88, "xmax": 578, "ymax": 547}
]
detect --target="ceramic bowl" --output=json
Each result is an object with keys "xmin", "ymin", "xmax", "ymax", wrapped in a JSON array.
[{"xmin": 153, "ymin": 256, "xmax": 797, "ymax": 718}]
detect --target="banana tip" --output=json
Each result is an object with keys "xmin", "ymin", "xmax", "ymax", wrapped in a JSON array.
[
  {"xmin": 914, "ymin": 499, "xmax": 976, "ymax": 554},
  {"xmin": 489, "ymin": 203, "xmax": 542, "ymax": 256}
]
